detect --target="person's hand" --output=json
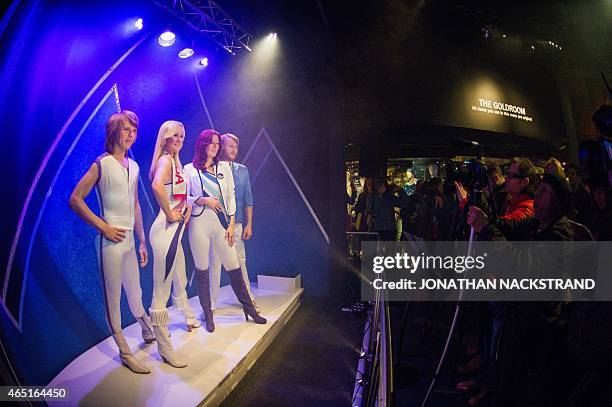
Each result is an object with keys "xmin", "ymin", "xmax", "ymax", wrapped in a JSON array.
[
  {"xmin": 200, "ymin": 197, "xmax": 223, "ymax": 213},
  {"xmin": 102, "ymin": 224, "xmax": 127, "ymax": 242},
  {"xmin": 467, "ymin": 206, "xmax": 489, "ymax": 233},
  {"xmin": 242, "ymin": 223, "xmax": 253, "ymax": 240},
  {"xmin": 183, "ymin": 204, "xmax": 192, "ymax": 226},
  {"xmin": 138, "ymin": 242, "xmax": 148, "ymax": 267},
  {"xmin": 455, "ymin": 181, "xmax": 468, "ymax": 202},
  {"xmin": 226, "ymin": 224, "xmax": 235, "ymax": 247},
  {"xmin": 167, "ymin": 206, "xmax": 183, "ymax": 223}
]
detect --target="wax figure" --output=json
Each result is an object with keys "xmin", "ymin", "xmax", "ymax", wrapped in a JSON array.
[
  {"xmin": 184, "ymin": 129, "xmax": 266, "ymax": 332},
  {"xmin": 69, "ymin": 111, "xmax": 155, "ymax": 374},
  {"xmin": 208, "ymin": 133, "xmax": 258, "ymax": 312},
  {"xmin": 148, "ymin": 120, "xmax": 199, "ymax": 368}
]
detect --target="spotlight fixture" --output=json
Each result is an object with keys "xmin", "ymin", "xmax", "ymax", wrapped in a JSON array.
[
  {"xmin": 135, "ymin": 18, "xmax": 143, "ymax": 30},
  {"xmin": 531, "ymin": 45, "xmax": 535, "ymax": 50},
  {"xmin": 178, "ymin": 48, "xmax": 194, "ymax": 58},
  {"xmin": 502, "ymin": 34, "xmax": 507, "ymax": 38},
  {"xmin": 268, "ymin": 32, "xmax": 277, "ymax": 38},
  {"xmin": 199, "ymin": 57, "xmax": 209, "ymax": 67},
  {"xmin": 158, "ymin": 31, "xmax": 176, "ymax": 47}
]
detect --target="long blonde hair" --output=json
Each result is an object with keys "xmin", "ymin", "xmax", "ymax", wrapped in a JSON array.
[{"xmin": 149, "ymin": 120, "xmax": 185, "ymax": 180}]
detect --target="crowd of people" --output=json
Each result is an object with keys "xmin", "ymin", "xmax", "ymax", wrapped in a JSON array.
[
  {"xmin": 348, "ymin": 158, "xmax": 612, "ymax": 244},
  {"xmin": 69, "ymin": 111, "xmax": 265, "ymax": 374},
  {"xmin": 347, "ymin": 155, "xmax": 612, "ymax": 406}
]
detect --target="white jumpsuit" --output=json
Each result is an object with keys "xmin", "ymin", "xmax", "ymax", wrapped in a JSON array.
[
  {"xmin": 184, "ymin": 162, "xmax": 241, "ymax": 278},
  {"xmin": 95, "ymin": 154, "xmax": 147, "ymax": 334},
  {"xmin": 149, "ymin": 156, "xmax": 196, "ymax": 327}
]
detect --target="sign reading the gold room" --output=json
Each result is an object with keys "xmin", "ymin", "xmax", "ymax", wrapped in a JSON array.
[{"xmin": 471, "ymin": 98, "xmax": 533, "ymax": 123}]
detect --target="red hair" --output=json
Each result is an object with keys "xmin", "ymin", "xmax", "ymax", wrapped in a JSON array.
[{"xmin": 193, "ymin": 129, "xmax": 221, "ymax": 170}]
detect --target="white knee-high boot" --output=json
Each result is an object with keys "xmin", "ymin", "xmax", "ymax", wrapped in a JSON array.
[
  {"xmin": 150, "ymin": 309, "xmax": 187, "ymax": 368},
  {"xmin": 136, "ymin": 314, "xmax": 156, "ymax": 343},
  {"xmin": 112, "ymin": 332, "xmax": 151, "ymax": 374},
  {"xmin": 172, "ymin": 293, "xmax": 202, "ymax": 332}
]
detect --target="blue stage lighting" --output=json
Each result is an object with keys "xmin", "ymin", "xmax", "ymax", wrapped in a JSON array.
[
  {"xmin": 178, "ymin": 48, "xmax": 194, "ymax": 58},
  {"xmin": 159, "ymin": 31, "xmax": 176, "ymax": 47},
  {"xmin": 199, "ymin": 57, "xmax": 209, "ymax": 67},
  {"xmin": 135, "ymin": 18, "xmax": 143, "ymax": 30}
]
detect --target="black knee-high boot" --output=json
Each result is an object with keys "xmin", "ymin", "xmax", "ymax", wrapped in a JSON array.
[
  {"xmin": 227, "ymin": 268, "xmax": 267, "ymax": 324},
  {"xmin": 196, "ymin": 268, "xmax": 215, "ymax": 332}
]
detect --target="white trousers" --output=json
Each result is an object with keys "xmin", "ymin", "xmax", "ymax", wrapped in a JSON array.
[
  {"xmin": 149, "ymin": 210, "xmax": 195, "ymax": 326},
  {"xmin": 209, "ymin": 223, "xmax": 254, "ymax": 309},
  {"xmin": 97, "ymin": 233, "xmax": 147, "ymax": 334},
  {"xmin": 188, "ymin": 208, "xmax": 242, "ymax": 309}
]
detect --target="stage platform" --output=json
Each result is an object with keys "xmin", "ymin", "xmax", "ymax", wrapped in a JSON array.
[{"xmin": 48, "ymin": 284, "xmax": 304, "ymax": 406}]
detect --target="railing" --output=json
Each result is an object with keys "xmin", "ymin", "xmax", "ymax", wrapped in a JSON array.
[{"xmin": 350, "ymin": 232, "xmax": 393, "ymax": 407}]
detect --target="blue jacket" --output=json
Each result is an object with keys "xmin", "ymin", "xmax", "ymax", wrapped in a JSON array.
[{"xmin": 230, "ymin": 162, "xmax": 253, "ymax": 224}]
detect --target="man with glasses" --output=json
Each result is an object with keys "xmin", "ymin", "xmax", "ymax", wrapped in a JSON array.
[{"xmin": 484, "ymin": 157, "xmax": 538, "ymax": 241}]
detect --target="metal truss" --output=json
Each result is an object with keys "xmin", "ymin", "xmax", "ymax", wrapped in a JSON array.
[{"xmin": 153, "ymin": 0, "xmax": 252, "ymax": 55}]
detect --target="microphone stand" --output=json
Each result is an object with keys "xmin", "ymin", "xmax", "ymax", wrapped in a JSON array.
[{"xmin": 420, "ymin": 149, "xmax": 483, "ymax": 407}]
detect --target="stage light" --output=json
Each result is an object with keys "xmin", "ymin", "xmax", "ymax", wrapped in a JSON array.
[
  {"xmin": 502, "ymin": 34, "xmax": 507, "ymax": 38},
  {"xmin": 531, "ymin": 45, "xmax": 535, "ymax": 50},
  {"xmin": 135, "ymin": 18, "xmax": 143, "ymax": 30},
  {"xmin": 178, "ymin": 48, "xmax": 194, "ymax": 58},
  {"xmin": 159, "ymin": 31, "xmax": 176, "ymax": 47},
  {"xmin": 199, "ymin": 57, "xmax": 209, "ymax": 67},
  {"xmin": 268, "ymin": 32, "xmax": 277, "ymax": 38}
]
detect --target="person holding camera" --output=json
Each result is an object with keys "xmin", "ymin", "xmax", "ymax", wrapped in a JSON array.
[
  {"xmin": 467, "ymin": 157, "xmax": 537, "ymax": 241},
  {"xmin": 466, "ymin": 173, "xmax": 576, "ymax": 406}
]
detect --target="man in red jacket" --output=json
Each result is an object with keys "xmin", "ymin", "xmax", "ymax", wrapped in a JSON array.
[
  {"xmin": 456, "ymin": 157, "xmax": 537, "ymax": 240},
  {"xmin": 486, "ymin": 157, "xmax": 538, "ymax": 241},
  {"xmin": 501, "ymin": 157, "xmax": 536, "ymax": 222}
]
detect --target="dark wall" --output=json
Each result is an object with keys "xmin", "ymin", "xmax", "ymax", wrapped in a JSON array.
[{"xmin": 332, "ymin": 0, "xmax": 567, "ymax": 144}]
